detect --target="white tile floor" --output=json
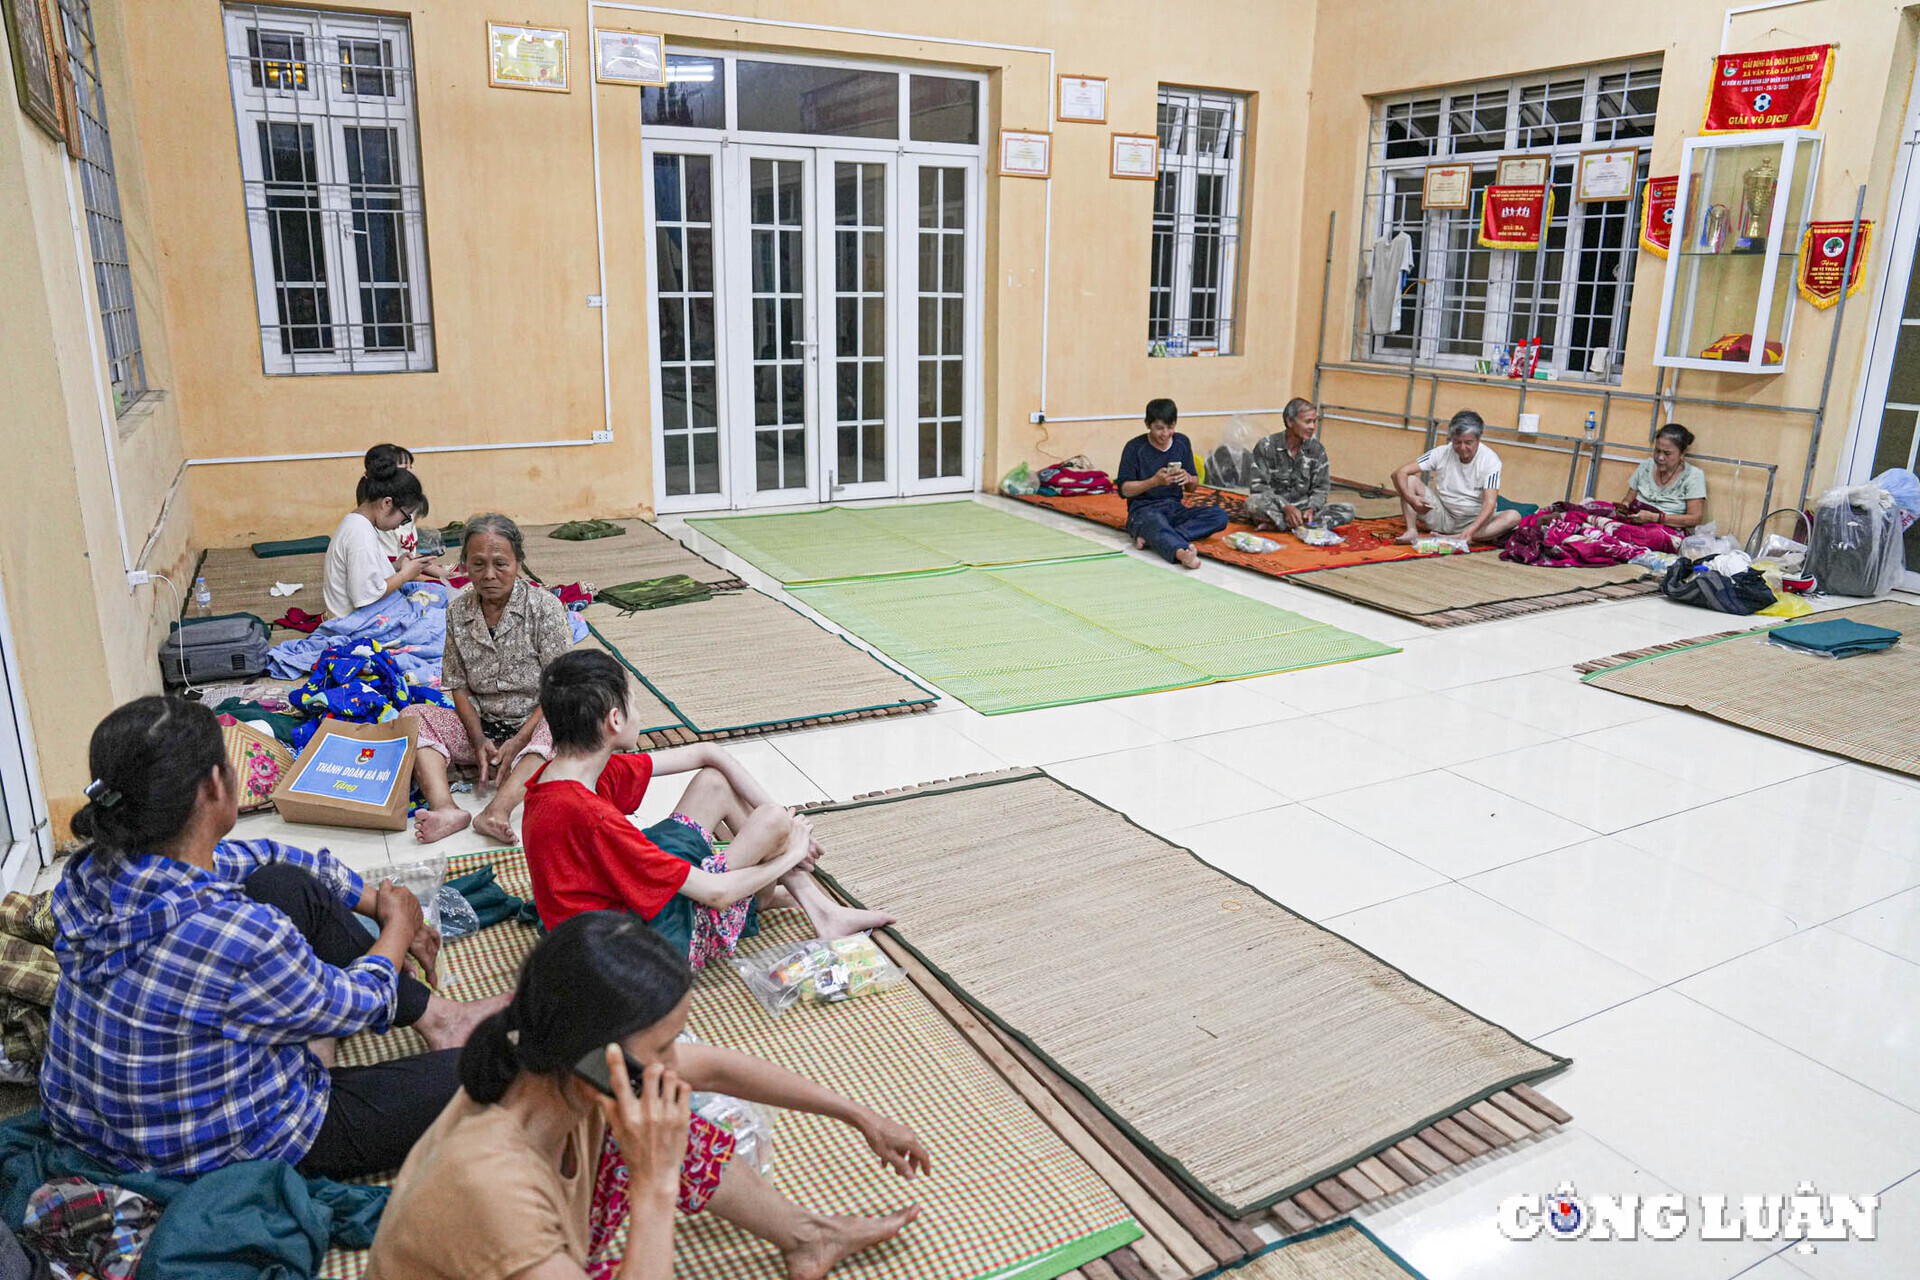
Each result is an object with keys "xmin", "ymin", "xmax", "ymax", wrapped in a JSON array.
[{"xmin": 37, "ymin": 494, "xmax": 1918, "ymax": 1279}]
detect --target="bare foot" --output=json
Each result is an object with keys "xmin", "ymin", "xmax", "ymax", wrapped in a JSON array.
[
  {"xmin": 784, "ymin": 1207, "xmax": 918, "ymax": 1280},
  {"xmin": 413, "ymin": 991, "xmax": 511, "ymax": 1052},
  {"xmin": 307, "ymin": 1037, "xmax": 337, "ymax": 1070},
  {"xmin": 811, "ymin": 903, "xmax": 896, "ymax": 940},
  {"xmin": 1175, "ymin": 546, "xmax": 1201, "ymax": 570},
  {"xmin": 1393, "ymin": 529, "xmax": 1422, "ymax": 545},
  {"xmin": 472, "ymin": 807, "xmax": 518, "ymax": 846},
  {"xmin": 1133, "ymin": 537, "xmax": 1146, "ymax": 550},
  {"xmin": 414, "ymin": 806, "xmax": 472, "ymax": 844}
]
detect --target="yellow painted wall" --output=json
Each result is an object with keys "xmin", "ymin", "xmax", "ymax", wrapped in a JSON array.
[
  {"xmin": 1295, "ymin": 0, "xmax": 1919, "ymax": 538},
  {"xmin": 116, "ymin": 0, "xmax": 1320, "ymax": 544},
  {"xmin": 0, "ymin": 0, "xmax": 194, "ymax": 839}
]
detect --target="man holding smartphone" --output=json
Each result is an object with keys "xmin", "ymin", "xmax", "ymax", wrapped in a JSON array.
[{"xmin": 1115, "ymin": 398, "xmax": 1228, "ymax": 569}]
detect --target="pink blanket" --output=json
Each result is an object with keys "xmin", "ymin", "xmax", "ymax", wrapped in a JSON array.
[{"xmin": 1501, "ymin": 501, "xmax": 1681, "ymax": 567}]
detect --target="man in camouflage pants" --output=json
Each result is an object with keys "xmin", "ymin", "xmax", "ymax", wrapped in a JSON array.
[{"xmin": 1244, "ymin": 399, "xmax": 1357, "ymax": 531}]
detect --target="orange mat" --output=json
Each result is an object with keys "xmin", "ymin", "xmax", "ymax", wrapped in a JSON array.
[{"xmin": 1018, "ymin": 487, "xmax": 1492, "ymax": 578}]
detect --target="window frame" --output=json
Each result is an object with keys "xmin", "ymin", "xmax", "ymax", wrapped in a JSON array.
[
  {"xmin": 57, "ymin": 0, "xmax": 148, "ymax": 409},
  {"xmin": 221, "ymin": 4, "xmax": 435, "ymax": 375},
  {"xmin": 1151, "ymin": 85, "xmax": 1249, "ymax": 356},
  {"xmin": 1363, "ymin": 60, "xmax": 1661, "ymax": 384}
]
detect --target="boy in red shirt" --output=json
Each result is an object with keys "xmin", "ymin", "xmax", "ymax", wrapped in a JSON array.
[{"xmin": 522, "ymin": 649, "xmax": 892, "ymax": 967}]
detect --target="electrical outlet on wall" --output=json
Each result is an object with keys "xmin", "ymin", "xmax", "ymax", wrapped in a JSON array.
[{"xmin": 592, "ymin": 430, "xmax": 613, "ymax": 443}]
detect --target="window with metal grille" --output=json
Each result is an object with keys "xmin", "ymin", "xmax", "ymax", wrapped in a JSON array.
[
  {"xmin": 1363, "ymin": 60, "xmax": 1660, "ymax": 382},
  {"xmin": 1150, "ymin": 86, "xmax": 1247, "ymax": 355},
  {"xmin": 56, "ymin": 0, "xmax": 147, "ymax": 409},
  {"xmin": 221, "ymin": 5, "xmax": 433, "ymax": 373}
]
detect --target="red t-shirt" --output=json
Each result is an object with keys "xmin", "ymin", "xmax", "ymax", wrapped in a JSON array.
[{"xmin": 521, "ymin": 754, "xmax": 691, "ymax": 929}]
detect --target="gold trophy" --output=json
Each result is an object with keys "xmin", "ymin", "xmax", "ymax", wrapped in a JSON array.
[{"xmin": 1735, "ymin": 156, "xmax": 1777, "ymax": 252}]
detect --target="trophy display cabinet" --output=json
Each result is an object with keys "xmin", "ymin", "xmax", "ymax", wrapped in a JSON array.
[{"xmin": 1652, "ymin": 128, "xmax": 1824, "ymax": 373}]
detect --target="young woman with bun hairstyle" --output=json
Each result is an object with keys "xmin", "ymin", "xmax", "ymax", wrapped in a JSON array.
[
  {"xmin": 324, "ymin": 449, "xmax": 439, "ymax": 618},
  {"xmin": 42, "ymin": 696, "xmax": 504, "ymax": 1179}
]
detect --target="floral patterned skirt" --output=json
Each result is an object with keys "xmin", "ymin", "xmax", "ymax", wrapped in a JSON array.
[{"xmin": 586, "ymin": 1113, "xmax": 737, "ymax": 1276}]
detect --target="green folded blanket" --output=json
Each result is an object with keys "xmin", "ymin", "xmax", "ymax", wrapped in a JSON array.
[
  {"xmin": 447, "ymin": 865, "xmax": 541, "ymax": 930},
  {"xmin": 548, "ymin": 519, "xmax": 627, "ymax": 542},
  {"xmin": 251, "ymin": 535, "xmax": 330, "ymax": 558},
  {"xmin": 1496, "ymin": 496, "xmax": 1541, "ymax": 518},
  {"xmin": 1766, "ymin": 617, "xmax": 1902, "ymax": 659},
  {"xmin": 595, "ymin": 574, "xmax": 712, "ymax": 613}
]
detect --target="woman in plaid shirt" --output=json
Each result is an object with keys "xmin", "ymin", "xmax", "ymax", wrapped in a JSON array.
[{"xmin": 40, "ymin": 697, "xmax": 505, "ymax": 1178}]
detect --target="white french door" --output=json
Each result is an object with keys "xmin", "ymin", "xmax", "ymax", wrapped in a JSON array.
[{"xmin": 645, "ymin": 140, "xmax": 980, "ymax": 513}]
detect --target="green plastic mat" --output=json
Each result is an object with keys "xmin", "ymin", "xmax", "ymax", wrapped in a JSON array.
[
  {"xmin": 688, "ymin": 502, "xmax": 1114, "ymax": 583},
  {"xmin": 790, "ymin": 557, "xmax": 1398, "ymax": 714}
]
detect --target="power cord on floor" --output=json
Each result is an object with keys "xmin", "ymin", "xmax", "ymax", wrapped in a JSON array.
[{"xmin": 129, "ymin": 570, "xmax": 195, "ymax": 698}]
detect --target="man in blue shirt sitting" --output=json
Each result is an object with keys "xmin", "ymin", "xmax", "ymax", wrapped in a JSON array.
[{"xmin": 1115, "ymin": 398, "xmax": 1228, "ymax": 569}]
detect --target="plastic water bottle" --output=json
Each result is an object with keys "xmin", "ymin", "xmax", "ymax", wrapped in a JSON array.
[
  {"xmin": 194, "ymin": 576, "xmax": 212, "ymax": 615},
  {"xmin": 1584, "ymin": 410, "xmax": 1597, "ymax": 437}
]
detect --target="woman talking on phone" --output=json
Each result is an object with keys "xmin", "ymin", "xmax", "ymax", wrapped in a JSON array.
[{"xmin": 367, "ymin": 912, "xmax": 926, "ymax": 1280}]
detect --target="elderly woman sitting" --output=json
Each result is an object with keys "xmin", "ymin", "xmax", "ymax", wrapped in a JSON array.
[
  {"xmin": 1619, "ymin": 424, "xmax": 1707, "ymax": 530},
  {"xmin": 43, "ymin": 697, "xmax": 502, "ymax": 1179},
  {"xmin": 413, "ymin": 513, "xmax": 576, "ymax": 846}
]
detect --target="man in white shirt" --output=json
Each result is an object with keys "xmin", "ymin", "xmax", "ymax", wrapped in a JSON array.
[{"xmin": 1390, "ymin": 410, "xmax": 1521, "ymax": 545}]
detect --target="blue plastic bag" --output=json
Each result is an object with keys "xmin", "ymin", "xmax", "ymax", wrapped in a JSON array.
[{"xmin": 1871, "ymin": 468, "xmax": 1920, "ymax": 530}]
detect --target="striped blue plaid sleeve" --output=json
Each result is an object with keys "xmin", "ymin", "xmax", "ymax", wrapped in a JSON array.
[
  {"xmin": 213, "ymin": 839, "xmax": 367, "ymax": 911},
  {"xmin": 215, "ymin": 904, "xmax": 400, "ymax": 1040}
]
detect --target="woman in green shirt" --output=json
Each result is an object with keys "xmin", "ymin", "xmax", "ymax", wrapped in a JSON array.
[{"xmin": 1620, "ymin": 424, "xmax": 1707, "ymax": 529}]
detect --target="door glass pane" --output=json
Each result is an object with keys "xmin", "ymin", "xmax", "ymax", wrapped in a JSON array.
[
  {"xmin": 916, "ymin": 167, "xmax": 965, "ymax": 479},
  {"xmin": 737, "ymin": 61, "xmax": 897, "ymax": 138},
  {"xmin": 750, "ymin": 157, "xmax": 808, "ymax": 491},
  {"xmin": 642, "ymin": 55, "xmax": 725, "ymax": 129},
  {"xmin": 833, "ymin": 161, "xmax": 885, "ymax": 486},
  {"xmin": 652, "ymin": 153, "xmax": 720, "ymax": 496},
  {"xmin": 909, "ymin": 76, "xmax": 978, "ymax": 144}
]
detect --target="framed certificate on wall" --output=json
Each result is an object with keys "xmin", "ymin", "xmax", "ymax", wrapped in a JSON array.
[
  {"xmin": 1578, "ymin": 148, "xmax": 1637, "ymax": 202},
  {"xmin": 1496, "ymin": 154, "xmax": 1549, "ymax": 187},
  {"xmin": 593, "ymin": 29, "xmax": 665, "ymax": 86},
  {"xmin": 1422, "ymin": 162, "xmax": 1472, "ymax": 209},
  {"xmin": 488, "ymin": 21, "xmax": 569, "ymax": 92},
  {"xmin": 998, "ymin": 129, "xmax": 1052, "ymax": 178},
  {"xmin": 1110, "ymin": 132, "xmax": 1157, "ymax": 179},
  {"xmin": 1056, "ymin": 74, "xmax": 1107, "ymax": 124}
]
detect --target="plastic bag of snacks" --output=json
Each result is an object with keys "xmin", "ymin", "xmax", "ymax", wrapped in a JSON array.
[
  {"xmin": 1295, "ymin": 526, "xmax": 1344, "ymax": 547},
  {"xmin": 733, "ymin": 933, "xmax": 905, "ymax": 1017},
  {"xmin": 1224, "ymin": 531, "xmax": 1281, "ymax": 553},
  {"xmin": 1413, "ymin": 536, "xmax": 1470, "ymax": 555},
  {"xmin": 693, "ymin": 1091, "xmax": 777, "ymax": 1175}
]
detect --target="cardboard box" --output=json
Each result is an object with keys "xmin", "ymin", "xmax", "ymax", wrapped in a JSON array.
[{"xmin": 270, "ymin": 715, "xmax": 419, "ymax": 831}]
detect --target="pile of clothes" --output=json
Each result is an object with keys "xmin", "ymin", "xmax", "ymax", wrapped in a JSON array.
[
  {"xmin": 0, "ymin": 894, "xmax": 56, "ymax": 1088},
  {"xmin": 1035, "ymin": 457, "xmax": 1115, "ymax": 496},
  {"xmin": 1500, "ymin": 501, "xmax": 1681, "ymax": 568},
  {"xmin": 286, "ymin": 639, "xmax": 453, "ymax": 751}
]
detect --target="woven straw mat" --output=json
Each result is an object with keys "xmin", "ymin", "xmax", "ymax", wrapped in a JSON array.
[
  {"xmin": 1584, "ymin": 599, "xmax": 1920, "ymax": 777},
  {"xmin": 806, "ymin": 772, "xmax": 1564, "ymax": 1216},
  {"xmin": 323, "ymin": 849, "xmax": 1139, "ymax": 1280},
  {"xmin": 1286, "ymin": 553, "xmax": 1647, "ymax": 617}
]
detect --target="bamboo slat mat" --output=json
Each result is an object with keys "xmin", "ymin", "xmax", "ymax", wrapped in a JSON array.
[
  {"xmin": 522, "ymin": 518, "xmax": 744, "ymax": 589},
  {"xmin": 1221, "ymin": 1224, "xmax": 1425, "ymax": 1280},
  {"xmin": 195, "ymin": 548, "xmax": 328, "ymax": 633},
  {"xmin": 688, "ymin": 501, "xmax": 1113, "ymax": 584},
  {"xmin": 1579, "ymin": 600, "xmax": 1920, "ymax": 777},
  {"xmin": 324, "ymin": 850, "xmax": 1142, "ymax": 1280},
  {"xmin": 1284, "ymin": 554, "xmax": 1654, "ymax": 626},
  {"xmin": 585, "ymin": 590, "xmax": 937, "ymax": 734},
  {"xmin": 803, "ymin": 771, "xmax": 1566, "ymax": 1218}
]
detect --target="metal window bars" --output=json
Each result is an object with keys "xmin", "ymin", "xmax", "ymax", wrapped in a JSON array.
[
  {"xmin": 1360, "ymin": 61, "xmax": 1660, "ymax": 384},
  {"xmin": 1150, "ymin": 86, "xmax": 1246, "ymax": 355},
  {"xmin": 57, "ymin": 0, "xmax": 147, "ymax": 406},
  {"xmin": 223, "ymin": 5, "xmax": 434, "ymax": 374}
]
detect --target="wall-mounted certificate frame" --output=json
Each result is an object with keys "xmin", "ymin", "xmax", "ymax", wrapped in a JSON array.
[
  {"xmin": 593, "ymin": 28, "xmax": 664, "ymax": 86},
  {"xmin": 1110, "ymin": 132, "xmax": 1157, "ymax": 179},
  {"xmin": 1577, "ymin": 147, "xmax": 1637, "ymax": 203},
  {"xmin": 998, "ymin": 128, "xmax": 1052, "ymax": 178},
  {"xmin": 488, "ymin": 21, "xmax": 569, "ymax": 92},
  {"xmin": 1422, "ymin": 162, "xmax": 1472, "ymax": 209},
  {"xmin": 1056, "ymin": 74, "xmax": 1107, "ymax": 124},
  {"xmin": 1496, "ymin": 154, "xmax": 1549, "ymax": 187}
]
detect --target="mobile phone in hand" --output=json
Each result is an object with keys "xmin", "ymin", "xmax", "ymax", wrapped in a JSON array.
[{"xmin": 573, "ymin": 1044, "xmax": 648, "ymax": 1097}]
